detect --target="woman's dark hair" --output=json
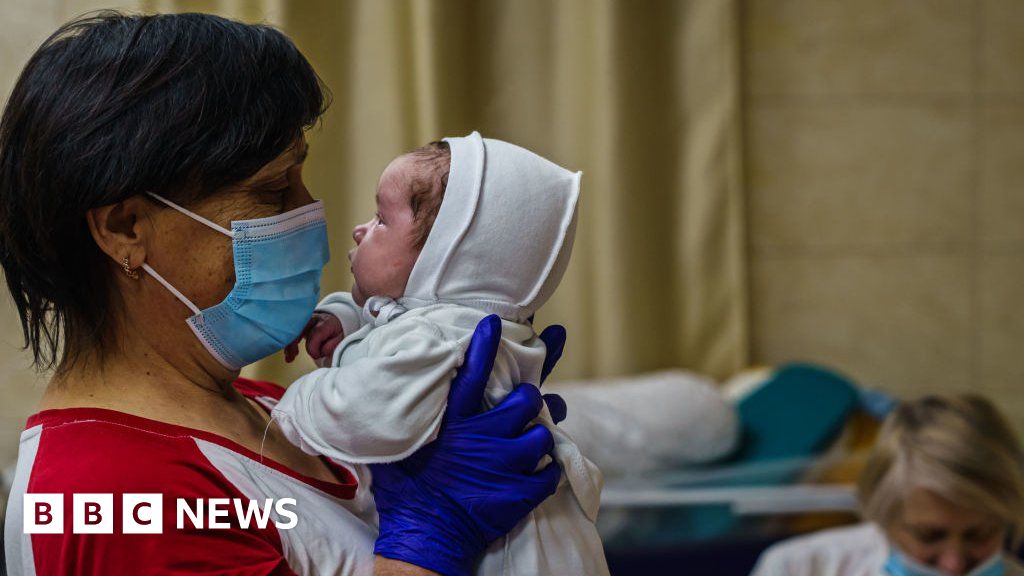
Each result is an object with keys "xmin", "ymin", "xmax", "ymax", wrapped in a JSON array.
[{"xmin": 0, "ymin": 11, "xmax": 329, "ymax": 372}]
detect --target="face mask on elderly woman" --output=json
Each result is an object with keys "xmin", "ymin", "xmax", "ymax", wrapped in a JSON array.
[
  {"xmin": 885, "ymin": 548, "xmax": 1005, "ymax": 576},
  {"xmin": 141, "ymin": 192, "xmax": 330, "ymax": 370}
]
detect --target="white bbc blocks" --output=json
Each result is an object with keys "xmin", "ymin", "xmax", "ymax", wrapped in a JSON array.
[
  {"xmin": 72, "ymin": 494, "xmax": 113, "ymax": 534},
  {"xmin": 122, "ymin": 494, "xmax": 163, "ymax": 534},
  {"xmin": 22, "ymin": 493, "xmax": 63, "ymax": 534}
]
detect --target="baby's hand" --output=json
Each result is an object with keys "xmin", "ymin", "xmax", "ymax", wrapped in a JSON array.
[{"xmin": 284, "ymin": 312, "xmax": 345, "ymax": 363}]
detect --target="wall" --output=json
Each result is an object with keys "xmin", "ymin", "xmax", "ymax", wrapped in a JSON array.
[{"xmin": 744, "ymin": 0, "xmax": 1024, "ymax": 428}]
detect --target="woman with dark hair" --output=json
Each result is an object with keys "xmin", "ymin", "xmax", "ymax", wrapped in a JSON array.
[{"xmin": 0, "ymin": 12, "xmax": 566, "ymax": 575}]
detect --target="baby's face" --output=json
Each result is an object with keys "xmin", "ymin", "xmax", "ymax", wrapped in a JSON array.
[{"xmin": 349, "ymin": 154, "xmax": 422, "ymax": 307}]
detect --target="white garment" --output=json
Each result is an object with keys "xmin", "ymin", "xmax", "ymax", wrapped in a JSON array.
[
  {"xmin": 273, "ymin": 133, "xmax": 608, "ymax": 575},
  {"xmin": 550, "ymin": 370, "xmax": 740, "ymax": 477},
  {"xmin": 751, "ymin": 522, "xmax": 1024, "ymax": 576},
  {"xmin": 280, "ymin": 296, "xmax": 607, "ymax": 575}
]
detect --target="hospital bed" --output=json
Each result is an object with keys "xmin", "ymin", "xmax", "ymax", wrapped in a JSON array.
[{"xmin": 576, "ymin": 363, "xmax": 886, "ymax": 576}]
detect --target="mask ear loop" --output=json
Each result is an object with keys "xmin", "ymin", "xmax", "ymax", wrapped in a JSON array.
[
  {"xmin": 141, "ymin": 263, "xmax": 201, "ymax": 315},
  {"xmin": 145, "ymin": 192, "xmax": 233, "ymax": 237},
  {"xmin": 140, "ymin": 192, "xmax": 233, "ymax": 315}
]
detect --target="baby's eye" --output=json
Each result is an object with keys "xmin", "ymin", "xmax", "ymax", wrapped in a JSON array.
[{"xmin": 375, "ymin": 213, "xmax": 385, "ymax": 226}]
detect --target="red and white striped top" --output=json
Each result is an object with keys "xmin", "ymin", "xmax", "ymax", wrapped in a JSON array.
[{"xmin": 4, "ymin": 378, "xmax": 378, "ymax": 575}]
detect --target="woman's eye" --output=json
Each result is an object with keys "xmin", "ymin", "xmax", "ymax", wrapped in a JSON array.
[
  {"xmin": 965, "ymin": 526, "xmax": 999, "ymax": 543},
  {"xmin": 914, "ymin": 530, "xmax": 946, "ymax": 545},
  {"xmin": 255, "ymin": 185, "xmax": 287, "ymax": 201}
]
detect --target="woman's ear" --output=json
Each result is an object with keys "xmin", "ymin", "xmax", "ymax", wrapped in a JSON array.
[{"xmin": 85, "ymin": 195, "xmax": 151, "ymax": 270}]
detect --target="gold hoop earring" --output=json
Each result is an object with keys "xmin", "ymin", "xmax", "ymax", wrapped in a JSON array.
[{"xmin": 121, "ymin": 256, "xmax": 139, "ymax": 280}]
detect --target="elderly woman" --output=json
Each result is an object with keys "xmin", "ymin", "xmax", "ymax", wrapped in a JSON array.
[
  {"xmin": 753, "ymin": 393, "xmax": 1024, "ymax": 576},
  {"xmin": 0, "ymin": 12, "xmax": 567, "ymax": 576}
]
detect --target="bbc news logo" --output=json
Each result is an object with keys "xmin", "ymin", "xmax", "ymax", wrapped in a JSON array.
[{"xmin": 24, "ymin": 494, "xmax": 298, "ymax": 534}]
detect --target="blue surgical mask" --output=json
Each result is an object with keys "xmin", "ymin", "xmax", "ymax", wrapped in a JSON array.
[
  {"xmin": 885, "ymin": 548, "xmax": 1005, "ymax": 576},
  {"xmin": 142, "ymin": 193, "xmax": 329, "ymax": 370}
]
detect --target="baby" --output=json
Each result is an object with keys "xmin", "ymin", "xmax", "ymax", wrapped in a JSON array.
[{"xmin": 273, "ymin": 132, "xmax": 608, "ymax": 575}]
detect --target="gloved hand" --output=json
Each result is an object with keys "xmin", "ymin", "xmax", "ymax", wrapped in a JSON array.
[
  {"xmin": 371, "ymin": 315, "xmax": 568, "ymax": 576},
  {"xmin": 538, "ymin": 323, "xmax": 567, "ymax": 423}
]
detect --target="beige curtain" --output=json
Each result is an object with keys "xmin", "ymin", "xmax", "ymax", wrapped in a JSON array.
[{"xmin": 4, "ymin": 0, "xmax": 748, "ymax": 395}]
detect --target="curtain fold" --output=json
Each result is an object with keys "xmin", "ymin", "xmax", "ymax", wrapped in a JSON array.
[{"xmin": 111, "ymin": 0, "xmax": 749, "ymax": 383}]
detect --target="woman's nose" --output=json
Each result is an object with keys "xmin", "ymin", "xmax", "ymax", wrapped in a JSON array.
[{"xmin": 935, "ymin": 547, "xmax": 968, "ymax": 575}]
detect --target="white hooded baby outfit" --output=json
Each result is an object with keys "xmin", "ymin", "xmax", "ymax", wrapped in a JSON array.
[{"xmin": 272, "ymin": 132, "xmax": 609, "ymax": 576}]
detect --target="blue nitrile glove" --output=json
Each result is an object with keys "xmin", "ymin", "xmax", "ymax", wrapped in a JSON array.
[
  {"xmin": 371, "ymin": 315, "xmax": 567, "ymax": 576},
  {"xmin": 538, "ymin": 323, "xmax": 567, "ymax": 423}
]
